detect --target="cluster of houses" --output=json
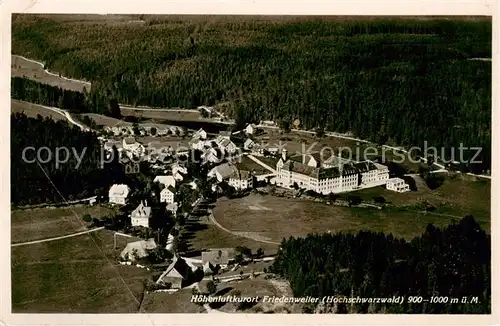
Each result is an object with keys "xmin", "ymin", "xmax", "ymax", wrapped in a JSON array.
[
  {"xmin": 104, "ymin": 124, "xmax": 185, "ymax": 137},
  {"xmin": 104, "ymin": 120, "xmax": 412, "ymax": 289}
]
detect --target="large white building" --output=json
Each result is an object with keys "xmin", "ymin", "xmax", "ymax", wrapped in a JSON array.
[
  {"xmin": 275, "ymin": 153, "xmax": 389, "ymax": 195},
  {"xmin": 130, "ymin": 200, "xmax": 152, "ymax": 228},
  {"xmin": 108, "ymin": 184, "xmax": 131, "ymax": 205},
  {"xmin": 160, "ymin": 186, "xmax": 176, "ymax": 204},
  {"xmin": 386, "ymin": 178, "xmax": 410, "ymax": 193}
]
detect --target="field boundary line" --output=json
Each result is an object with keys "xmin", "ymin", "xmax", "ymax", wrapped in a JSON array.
[{"xmin": 11, "ymin": 227, "xmax": 105, "ymax": 247}]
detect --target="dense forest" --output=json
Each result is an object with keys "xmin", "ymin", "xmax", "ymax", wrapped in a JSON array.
[
  {"xmin": 11, "ymin": 15, "xmax": 492, "ymax": 172},
  {"xmin": 10, "ymin": 113, "xmax": 125, "ymax": 205},
  {"xmin": 271, "ymin": 215, "xmax": 490, "ymax": 313},
  {"xmin": 11, "ymin": 77, "xmax": 87, "ymax": 112}
]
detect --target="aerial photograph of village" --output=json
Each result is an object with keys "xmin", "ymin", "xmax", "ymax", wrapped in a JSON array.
[{"xmin": 10, "ymin": 14, "xmax": 491, "ymax": 314}]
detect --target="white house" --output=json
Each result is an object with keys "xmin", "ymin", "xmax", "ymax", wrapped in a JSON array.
[
  {"xmin": 244, "ymin": 138, "xmax": 255, "ymax": 151},
  {"xmin": 193, "ymin": 128, "xmax": 207, "ymax": 140},
  {"xmin": 215, "ymin": 136, "xmax": 238, "ymax": 154},
  {"xmin": 160, "ymin": 186, "xmax": 176, "ymax": 204},
  {"xmin": 228, "ymin": 169, "xmax": 253, "ymax": 190},
  {"xmin": 120, "ymin": 238, "xmax": 157, "ymax": 261},
  {"xmin": 245, "ymin": 124, "xmax": 256, "ymax": 135},
  {"xmin": 201, "ymin": 147, "xmax": 221, "ymax": 164},
  {"xmin": 108, "ymin": 184, "xmax": 130, "ymax": 205},
  {"xmin": 130, "ymin": 200, "xmax": 152, "ymax": 228},
  {"xmin": 386, "ymin": 178, "xmax": 410, "ymax": 193},
  {"xmin": 154, "ymin": 175, "xmax": 176, "ymax": 189}
]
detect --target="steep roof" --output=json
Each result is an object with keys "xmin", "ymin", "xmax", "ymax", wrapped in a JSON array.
[
  {"xmin": 131, "ymin": 201, "xmax": 152, "ymax": 219},
  {"xmin": 120, "ymin": 238, "xmax": 157, "ymax": 260},
  {"xmin": 156, "ymin": 256, "xmax": 192, "ymax": 283},
  {"xmin": 154, "ymin": 175, "xmax": 176, "ymax": 188},
  {"xmin": 109, "ymin": 184, "xmax": 130, "ymax": 197}
]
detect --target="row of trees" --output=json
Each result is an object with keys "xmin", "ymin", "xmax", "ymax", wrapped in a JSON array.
[
  {"xmin": 11, "ymin": 16, "xmax": 492, "ymax": 173},
  {"xmin": 271, "ymin": 215, "xmax": 490, "ymax": 313}
]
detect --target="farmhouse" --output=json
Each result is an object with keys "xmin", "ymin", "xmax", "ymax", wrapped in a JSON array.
[
  {"xmin": 193, "ymin": 128, "xmax": 207, "ymax": 140},
  {"xmin": 244, "ymin": 138, "xmax": 255, "ymax": 150},
  {"xmin": 215, "ymin": 136, "xmax": 238, "ymax": 154},
  {"xmin": 154, "ymin": 175, "xmax": 176, "ymax": 189},
  {"xmin": 156, "ymin": 256, "xmax": 196, "ymax": 289},
  {"xmin": 228, "ymin": 169, "xmax": 253, "ymax": 190},
  {"xmin": 160, "ymin": 186, "xmax": 176, "ymax": 204},
  {"xmin": 130, "ymin": 200, "xmax": 152, "ymax": 228},
  {"xmin": 108, "ymin": 184, "xmax": 130, "ymax": 205},
  {"xmin": 386, "ymin": 178, "xmax": 410, "ymax": 193},
  {"xmin": 208, "ymin": 163, "xmax": 239, "ymax": 183},
  {"xmin": 120, "ymin": 238, "xmax": 157, "ymax": 261}
]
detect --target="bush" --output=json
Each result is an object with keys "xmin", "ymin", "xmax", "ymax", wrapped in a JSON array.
[{"xmin": 82, "ymin": 214, "xmax": 92, "ymax": 222}]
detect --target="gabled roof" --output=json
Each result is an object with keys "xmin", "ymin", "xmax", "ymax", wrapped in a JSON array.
[
  {"xmin": 120, "ymin": 238, "xmax": 157, "ymax": 260},
  {"xmin": 109, "ymin": 184, "xmax": 130, "ymax": 196},
  {"xmin": 156, "ymin": 256, "xmax": 192, "ymax": 283},
  {"xmin": 154, "ymin": 175, "xmax": 176, "ymax": 188},
  {"xmin": 131, "ymin": 201, "xmax": 152, "ymax": 219},
  {"xmin": 161, "ymin": 186, "xmax": 176, "ymax": 195},
  {"xmin": 210, "ymin": 163, "xmax": 239, "ymax": 180}
]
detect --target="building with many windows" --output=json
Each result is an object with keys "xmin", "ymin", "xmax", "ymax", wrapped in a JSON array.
[
  {"xmin": 386, "ymin": 178, "xmax": 410, "ymax": 193},
  {"xmin": 275, "ymin": 152, "xmax": 389, "ymax": 194}
]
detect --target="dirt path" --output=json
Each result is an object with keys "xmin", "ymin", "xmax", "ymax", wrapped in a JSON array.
[
  {"xmin": 247, "ymin": 154, "xmax": 276, "ymax": 173},
  {"xmin": 11, "ymin": 227, "xmax": 105, "ymax": 247},
  {"xmin": 208, "ymin": 210, "xmax": 280, "ymax": 245}
]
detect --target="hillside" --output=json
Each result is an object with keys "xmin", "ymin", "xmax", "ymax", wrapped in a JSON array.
[{"xmin": 11, "ymin": 15, "xmax": 492, "ymax": 172}]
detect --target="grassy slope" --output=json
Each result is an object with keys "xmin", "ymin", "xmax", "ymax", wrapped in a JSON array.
[
  {"xmin": 11, "ymin": 229, "xmax": 147, "ymax": 313},
  {"xmin": 11, "ymin": 205, "xmax": 118, "ymax": 243}
]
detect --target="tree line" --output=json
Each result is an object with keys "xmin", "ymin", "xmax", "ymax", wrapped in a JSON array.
[
  {"xmin": 270, "ymin": 215, "xmax": 490, "ymax": 313},
  {"xmin": 11, "ymin": 113, "xmax": 125, "ymax": 206},
  {"xmin": 11, "ymin": 16, "xmax": 492, "ymax": 172}
]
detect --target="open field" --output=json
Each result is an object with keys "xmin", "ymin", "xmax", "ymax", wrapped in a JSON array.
[
  {"xmin": 120, "ymin": 106, "xmax": 201, "ymax": 122},
  {"xmin": 187, "ymin": 222, "xmax": 280, "ymax": 256},
  {"xmin": 11, "ymin": 99, "xmax": 66, "ymax": 121},
  {"xmin": 11, "ymin": 55, "xmax": 91, "ymax": 93},
  {"xmin": 140, "ymin": 289, "xmax": 205, "ymax": 313},
  {"xmin": 11, "ymin": 205, "xmax": 118, "ymax": 243},
  {"xmin": 210, "ymin": 177, "xmax": 490, "ymax": 242},
  {"xmin": 79, "ymin": 113, "xmax": 132, "ymax": 127},
  {"xmin": 353, "ymin": 174, "xmax": 490, "ymax": 225},
  {"xmin": 11, "ymin": 229, "xmax": 147, "ymax": 313}
]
